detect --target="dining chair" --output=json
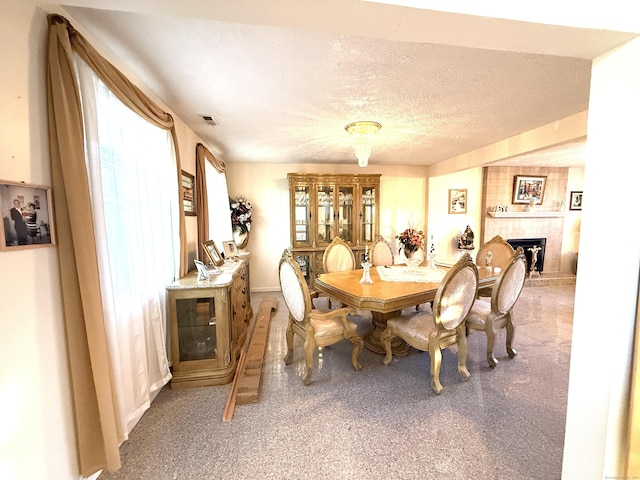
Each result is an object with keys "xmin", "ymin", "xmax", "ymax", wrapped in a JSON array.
[
  {"xmin": 380, "ymin": 252, "xmax": 479, "ymax": 394},
  {"xmin": 323, "ymin": 236, "xmax": 356, "ymax": 273},
  {"xmin": 279, "ymin": 249, "xmax": 364, "ymax": 385},
  {"xmin": 466, "ymin": 247, "xmax": 527, "ymax": 368},
  {"xmin": 475, "ymin": 235, "xmax": 515, "ymax": 297},
  {"xmin": 370, "ymin": 235, "xmax": 394, "ymax": 266}
]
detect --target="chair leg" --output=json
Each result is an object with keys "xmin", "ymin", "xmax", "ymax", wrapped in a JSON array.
[
  {"xmin": 380, "ymin": 327, "xmax": 395, "ymax": 365},
  {"xmin": 505, "ymin": 314, "xmax": 517, "ymax": 359},
  {"xmin": 343, "ymin": 324, "xmax": 364, "ymax": 371},
  {"xmin": 485, "ymin": 320, "xmax": 498, "ymax": 369},
  {"xmin": 429, "ymin": 342, "xmax": 443, "ymax": 395},
  {"xmin": 284, "ymin": 318, "xmax": 294, "ymax": 365},
  {"xmin": 457, "ymin": 328, "xmax": 470, "ymax": 382},
  {"xmin": 302, "ymin": 328, "xmax": 314, "ymax": 386}
]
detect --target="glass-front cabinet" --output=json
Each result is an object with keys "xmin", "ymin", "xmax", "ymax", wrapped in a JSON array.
[
  {"xmin": 288, "ymin": 173, "xmax": 380, "ymax": 286},
  {"xmin": 166, "ymin": 257, "xmax": 252, "ymax": 388}
]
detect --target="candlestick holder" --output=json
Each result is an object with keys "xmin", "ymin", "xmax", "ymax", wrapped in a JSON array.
[{"xmin": 360, "ymin": 261, "xmax": 373, "ymax": 284}]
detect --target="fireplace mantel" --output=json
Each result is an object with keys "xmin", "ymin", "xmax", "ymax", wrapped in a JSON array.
[{"xmin": 487, "ymin": 211, "xmax": 567, "ymax": 218}]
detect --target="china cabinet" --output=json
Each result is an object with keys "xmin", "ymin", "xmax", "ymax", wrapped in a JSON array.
[
  {"xmin": 287, "ymin": 173, "xmax": 380, "ymax": 286},
  {"xmin": 166, "ymin": 256, "xmax": 252, "ymax": 388}
]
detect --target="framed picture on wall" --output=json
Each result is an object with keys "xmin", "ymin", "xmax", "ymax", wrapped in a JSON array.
[
  {"xmin": 569, "ymin": 191, "xmax": 583, "ymax": 210},
  {"xmin": 448, "ymin": 188, "xmax": 467, "ymax": 214},
  {"xmin": 202, "ymin": 240, "xmax": 224, "ymax": 266},
  {"xmin": 0, "ymin": 180, "xmax": 56, "ymax": 250},
  {"xmin": 512, "ymin": 175, "xmax": 547, "ymax": 205},
  {"xmin": 181, "ymin": 170, "xmax": 196, "ymax": 216}
]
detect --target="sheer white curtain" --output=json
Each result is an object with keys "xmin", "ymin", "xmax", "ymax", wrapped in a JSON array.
[
  {"xmin": 75, "ymin": 56, "xmax": 179, "ymax": 437},
  {"xmin": 205, "ymin": 160, "xmax": 232, "ymax": 247}
]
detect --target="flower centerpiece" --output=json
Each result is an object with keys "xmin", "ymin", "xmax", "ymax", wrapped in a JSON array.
[{"xmin": 396, "ymin": 227, "xmax": 425, "ymax": 257}]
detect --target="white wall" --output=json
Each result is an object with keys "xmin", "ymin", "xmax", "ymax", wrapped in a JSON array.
[
  {"xmin": 427, "ymin": 167, "xmax": 483, "ymax": 264},
  {"xmin": 225, "ymin": 162, "xmax": 428, "ymax": 290},
  {"xmin": 562, "ymin": 36, "xmax": 640, "ymax": 479},
  {"xmin": 0, "ymin": 3, "xmax": 77, "ymax": 479},
  {"xmin": 560, "ymin": 167, "xmax": 583, "ymax": 273}
]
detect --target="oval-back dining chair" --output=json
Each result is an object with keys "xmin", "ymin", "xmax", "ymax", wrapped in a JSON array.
[
  {"xmin": 323, "ymin": 236, "xmax": 356, "ymax": 273},
  {"xmin": 380, "ymin": 253, "xmax": 479, "ymax": 394},
  {"xmin": 475, "ymin": 235, "xmax": 515, "ymax": 297},
  {"xmin": 370, "ymin": 235, "xmax": 394, "ymax": 266},
  {"xmin": 466, "ymin": 247, "xmax": 527, "ymax": 368},
  {"xmin": 279, "ymin": 249, "xmax": 363, "ymax": 385}
]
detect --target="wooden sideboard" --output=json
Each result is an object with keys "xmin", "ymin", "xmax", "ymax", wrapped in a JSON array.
[{"xmin": 166, "ymin": 256, "xmax": 252, "ymax": 388}]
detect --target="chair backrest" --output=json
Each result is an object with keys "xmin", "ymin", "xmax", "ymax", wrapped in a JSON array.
[
  {"xmin": 491, "ymin": 247, "xmax": 527, "ymax": 315},
  {"xmin": 278, "ymin": 250, "xmax": 312, "ymax": 325},
  {"xmin": 323, "ymin": 236, "xmax": 356, "ymax": 273},
  {"xmin": 370, "ymin": 235, "xmax": 394, "ymax": 266},
  {"xmin": 476, "ymin": 235, "xmax": 515, "ymax": 269},
  {"xmin": 433, "ymin": 252, "xmax": 479, "ymax": 331}
]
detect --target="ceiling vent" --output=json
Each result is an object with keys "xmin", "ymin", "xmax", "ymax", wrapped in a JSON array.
[{"xmin": 201, "ymin": 114, "xmax": 218, "ymax": 126}]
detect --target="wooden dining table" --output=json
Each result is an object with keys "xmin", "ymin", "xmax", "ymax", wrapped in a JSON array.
[{"xmin": 314, "ymin": 264, "xmax": 499, "ymax": 355}]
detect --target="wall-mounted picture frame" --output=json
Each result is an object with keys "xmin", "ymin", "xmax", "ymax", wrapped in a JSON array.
[
  {"xmin": 512, "ymin": 175, "xmax": 547, "ymax": 205},
  {"xmin": 448, "ymin": 188, "xmax": 467, "ymax": 214},
  {"xmin": 222, "ymin": 240, "xmax": 238, "ymax": 258},
  {"xmin": 569, "ymin": 191, "xmax": 583, "ymax": 210},
  {"xmin": 181, "ymin": 170, "xmax": 196, "ymax": 216},
  {"xmin": 0, "ymin": 180, "xmax": 56, "ymax": 250},
  {"xmin": 202, "ymin": 240, "xmax": 224, "ymax": 266}
]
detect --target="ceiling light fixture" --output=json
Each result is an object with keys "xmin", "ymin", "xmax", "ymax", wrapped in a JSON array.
[{"xmin": 345, "ymin": 121, "xmax": 381, "ymax": 167}]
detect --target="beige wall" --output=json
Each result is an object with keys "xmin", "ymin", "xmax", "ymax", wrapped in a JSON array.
[{"xmin": 225, "ymin": 162, "xmax": 428, "ymax": 290}]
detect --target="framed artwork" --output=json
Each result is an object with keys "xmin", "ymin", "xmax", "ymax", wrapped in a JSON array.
[
  {"xmin": 202, "ymin": 240, "xmax": 224, "ymax": 266},
  {"xmin": 512, "ymin": 175, "xmax": 547, "ymax": 205},
  {"xmin": 569, "ymin": 191, "xmax": 583, "ymax": 210},
  {"xmin": 0, "ymin": 180, "xmax": 56, "ymax": 250},
  {"xmin": 181, "ymin": 170, "xmax": 196, "ymax": 216},
  {"xmin": 222, "ymin": 240, "xmax": 238, "ymax": 258},
  {"xmin": 448, "ymin": 189, "xmax": 467, "ymax": 214}
]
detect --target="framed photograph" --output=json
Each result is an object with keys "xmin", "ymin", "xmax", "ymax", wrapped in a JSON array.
[
  {"xmin": 0, "ymin": 180, "xmax": 56, "ymax": 250},
  {"xmin": 181, "ymin": 170, "xmax": 196, "ymax": 216},
  {"xmin": 193, "ymin": 259, "xmax": 210, "ymax": 281},
  {"xmin": 569, "ymin": 191, "xmax": 583, "ymax": 210},
  {"xmin": 222, "ymin": 240, "xmax": 238, "ymax": 258},
  {"xmin": 512, "ymin": 175, "xmax": 547, "ymax": 205},
  {"xmin": 202, "ymin": 240, "xmax": 224, "ymax": 266},
  {"xmin": 448, "ymin": 189, "xmax": 467, "ymax": 214}
]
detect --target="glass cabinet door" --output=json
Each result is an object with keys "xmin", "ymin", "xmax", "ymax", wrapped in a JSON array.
[
  {"xmin": 294, "ymin": 253, "xmax": 313, "ymax": 285},
  {"xmin": 315, "ymin": 184, "xmax": 334, "ymax": 246},
  {"xmin": 175, "ymin": 297, "xmax": 218, "ymax": 362},
  {"xmin": 337, "ymin": 185, "xmax": 354, "ymax": 244},
  {"xmin": 361, "ymin": 184, "xmax": 377, "ymax": 244},
  {"xmin": 293, "ymin": 185, "xmax": 311, "ymax": 246}
]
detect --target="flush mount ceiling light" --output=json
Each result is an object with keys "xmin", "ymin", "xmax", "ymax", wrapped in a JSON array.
[{"xmin": 344, "ymin": 121, "xmax": 381, "ymax": 167}]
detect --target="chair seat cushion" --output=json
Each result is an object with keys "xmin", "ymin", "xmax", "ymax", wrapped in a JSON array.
[
  {"xmin": 466, "ymin": 299, "xmax": 491, "ymax": 327},
  {"xmin": 388, "ymin": 312, "xmax": 435, "ymax": 343},
  {"xmin": 309, "ymin": 315, "xmax": 348, "ymax": 338}
]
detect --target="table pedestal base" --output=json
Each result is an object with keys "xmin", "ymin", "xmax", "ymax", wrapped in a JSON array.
[{"xmin": 364, "ymin": 310, "xmax": 409, "ymax": 357}]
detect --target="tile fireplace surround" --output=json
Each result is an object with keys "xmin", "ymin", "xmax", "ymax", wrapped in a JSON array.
[{"xmin": 481, "ymin": 166, "xmax": 569, "ymax": 272}]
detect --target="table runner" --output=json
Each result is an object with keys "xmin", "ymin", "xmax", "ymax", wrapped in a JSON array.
[{"xmin": 376, "ymin": 265, "xmax": 446, "ymax": 283}]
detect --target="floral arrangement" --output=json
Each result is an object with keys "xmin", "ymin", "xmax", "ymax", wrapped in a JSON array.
[
  {"xmin": 230, "ymin": 195, "xmax": 252, "ymax": 233},
  {"xmin": 396, "ymin": 227, "xmax": 425, "ymax": 253}
]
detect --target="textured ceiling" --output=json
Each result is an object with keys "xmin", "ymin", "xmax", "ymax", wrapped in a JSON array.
[{"xmin": 60, "ymin": 1, "xmax": 637, "ymax": 169}]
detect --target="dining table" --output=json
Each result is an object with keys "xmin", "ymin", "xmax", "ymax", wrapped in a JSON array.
[{"xmin": 314, "ymin": 263, "xmax": 499, "ymax": 355}]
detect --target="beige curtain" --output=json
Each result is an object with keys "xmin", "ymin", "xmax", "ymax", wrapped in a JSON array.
[
  {"xmin": 196, "ymin": 143, "xmax": 226, "ymax": 261},
  {"xmin": 46, "ymin": 15, "xmax": 187, "ymax": 475}
]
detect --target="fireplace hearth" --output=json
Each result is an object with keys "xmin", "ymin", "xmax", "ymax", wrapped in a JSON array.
[{"xmin": 507, "ymin": 238, "xmax": 546, "ymax": 273}]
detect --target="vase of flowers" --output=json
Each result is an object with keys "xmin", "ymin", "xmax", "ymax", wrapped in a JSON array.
[
  {"xmin": 427, "ymin": 234, "xmax": 437, "ymax": 269},
  {"xmin": 230, "ymin": 195, "xmax": 252, "ymax": 248},
  {"xmin": 397, "ymin": 227, "xmax": 425, "ymax": 259}
]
